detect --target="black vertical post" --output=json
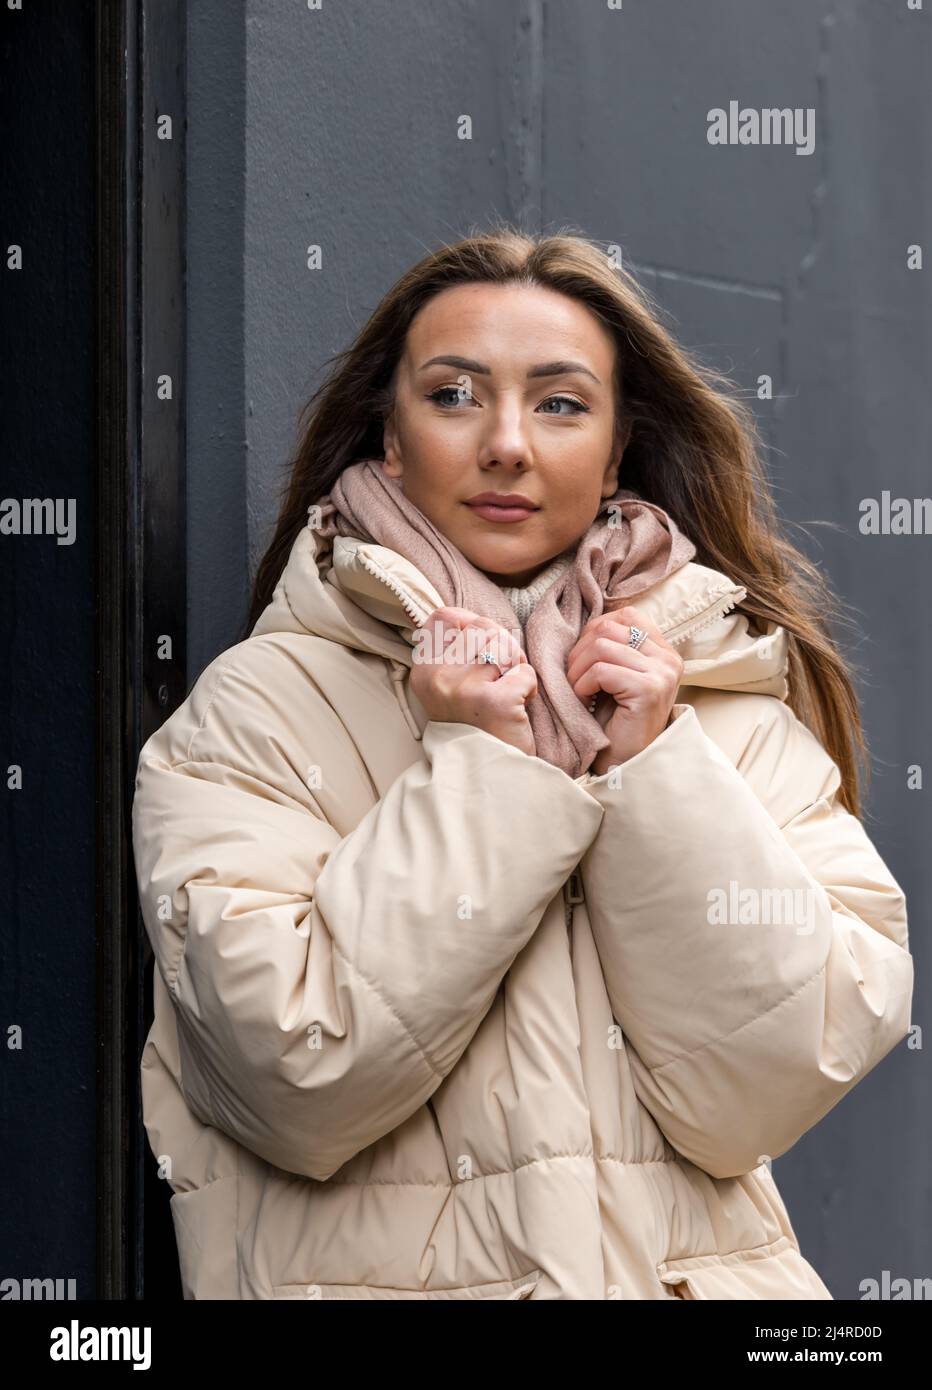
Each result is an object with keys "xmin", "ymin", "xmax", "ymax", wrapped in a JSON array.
[{"xmin": 96, "ymin": 0, "xmax": 186, "ymax": 1300}]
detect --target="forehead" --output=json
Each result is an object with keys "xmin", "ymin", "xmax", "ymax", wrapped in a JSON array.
[{"xmin": 405, "ymin": 282, "xmax": 617, "ymax": 372}]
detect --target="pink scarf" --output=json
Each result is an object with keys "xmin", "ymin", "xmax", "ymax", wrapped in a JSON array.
[{"xmin": 317, "ymin": 458, "xmax": 696, "ymax": 777}]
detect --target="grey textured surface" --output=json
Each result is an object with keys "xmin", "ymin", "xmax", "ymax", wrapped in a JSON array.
[
  {"xmin": 185, "ymin": 0, "xmax": 930, "ymax": 1296},
  {"xmin": 186, "ymin": 0, "xmax": 248, "ymax": 674}
]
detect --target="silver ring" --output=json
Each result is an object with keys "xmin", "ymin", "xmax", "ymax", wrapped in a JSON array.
[{"xmin": 476, "ymin": 650, "xmax": 503, "ymax": 676}]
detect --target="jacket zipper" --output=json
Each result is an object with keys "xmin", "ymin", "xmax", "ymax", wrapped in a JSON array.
[
  {"xmin": 355, "ymin": 549, "xmax": 432, "ymax": 627},
  {"xmin": 661, "ymin": 586, "xmax": 747, "ymax": 647},
  {"xmin": 564, "ymin": 870, "xmax": 585, "ymax": 935}
]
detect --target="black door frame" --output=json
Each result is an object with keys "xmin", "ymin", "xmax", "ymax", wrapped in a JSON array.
[{"xmin": 96, "ymin": 0, "xmax": 187, "ymax": 1300}]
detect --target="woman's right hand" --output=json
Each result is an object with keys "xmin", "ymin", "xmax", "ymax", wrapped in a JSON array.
[{"xmin": 409, "ymin": 606, "xmax": 538, "ymax": 757}]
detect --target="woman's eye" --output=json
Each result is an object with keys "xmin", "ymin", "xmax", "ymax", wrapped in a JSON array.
[
  {"xmin": 426, "ymin": 385, "xmax": 474, "ymax": 407},
  {"xmin": 539, "ymin": 395, "xmax": 589, "ymax": 415}
]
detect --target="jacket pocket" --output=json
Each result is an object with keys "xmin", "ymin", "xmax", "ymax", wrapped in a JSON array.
[
  {"xmin": 271, "ymin": 1270, "xmax": 542, "ymax": 1300},
  {"xmin": 657, "ymin": 1235, "xmax": 832, "ymax": 1301}
]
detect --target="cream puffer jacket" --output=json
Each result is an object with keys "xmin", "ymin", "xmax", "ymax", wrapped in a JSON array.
[{"xmin": 132, "ymin": 522, "xmax": 914, "ymax": 1300}]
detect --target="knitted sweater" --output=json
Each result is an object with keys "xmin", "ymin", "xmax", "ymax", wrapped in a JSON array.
[{"xmin": 496, "ymin": 546, "xmax": 576, "ymax": 629}]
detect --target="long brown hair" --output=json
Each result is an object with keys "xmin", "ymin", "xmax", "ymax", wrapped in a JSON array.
[{"xmin": 245, "ymin": 224, "xmax": 871, "ymax": 817}]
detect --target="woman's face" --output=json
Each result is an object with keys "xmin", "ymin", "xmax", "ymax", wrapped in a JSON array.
[{"xmin": 382, "ymin": 282, "xmax": 627, "ymax": 586}]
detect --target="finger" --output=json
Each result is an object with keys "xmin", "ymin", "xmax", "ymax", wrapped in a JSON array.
[
  {"xmin": 420, "ymin": 608, "xmax": 525, "ymax": 670},
  {"xmin": 608, "ymin": 605, "xmax": 680, "ymax": 658},
  {"xmin": 572, "ymin": 661, "xmax": 657, "ymax": 704},
  {"xmin": 473, "ymin": 637, "xmax": 536, "ymax": 684},
  {"xmin": 473, "ymin": 622, "xmax": 525, "ymax": 671},
  {"xmin": 566, "ymin": 631, "xmax": 652, "ymax": 688},
  {"xmin": 566, "ymin": 609, "xmax": 658, "ymax": 660},
  {"xmin": 424, "ymin": 605, "xmax": 483, "ymax": 634},
  {"xmin": 465, "ymin": 658, "xmax": 537, "ymax": 700},
  {"xmin": 442, "ymin": 607, "xmax": 526, "ymax": 669},
  {"xmin": 468, "ymin": 645, "xmax": 511, "ymax": 684},
  {"xmin": 568, "ymin": 614, "xmax": 680, "ymax": 683},
  {"xmin": 497, "ymin": 662, "xmax": 538, "ymax": 699}
]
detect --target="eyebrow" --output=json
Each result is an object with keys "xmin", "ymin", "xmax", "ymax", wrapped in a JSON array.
[{"xmin": 418, "ymin": 354, "xmax": 602, "ymax": 385}]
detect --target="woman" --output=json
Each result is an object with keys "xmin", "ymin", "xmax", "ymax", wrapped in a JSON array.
[{"xmin": 132, "ymin": 228, "xmax": 913, "ymax": 1300}]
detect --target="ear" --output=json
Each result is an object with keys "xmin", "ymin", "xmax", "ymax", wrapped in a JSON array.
[
  {"xmin": 381, "ymin": 411, "xmax": 403, "ymax": 479},
  {"xmin": 603, "ymin": 418, "xmax": 633, "ymax": 495}
]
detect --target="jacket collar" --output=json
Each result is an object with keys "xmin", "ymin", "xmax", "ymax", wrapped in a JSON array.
[{"xmin": 251, "ymin": 524, "xmax": 789, "ymax": 698}]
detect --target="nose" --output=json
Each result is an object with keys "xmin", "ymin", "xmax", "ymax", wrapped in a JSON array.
[{"xmin": 478, "ymin": 396, "xmax": 532, "ymax": 472}]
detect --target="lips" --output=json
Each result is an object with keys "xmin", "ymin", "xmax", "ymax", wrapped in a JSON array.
[{"xmin": 464, "ymin": 495, "xmax": 540, "ymax": 524}]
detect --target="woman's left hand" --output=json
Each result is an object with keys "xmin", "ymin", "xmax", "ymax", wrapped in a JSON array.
[{"xmin": 565, "ymin": 606, "xmax": 685, "ymax": 775}]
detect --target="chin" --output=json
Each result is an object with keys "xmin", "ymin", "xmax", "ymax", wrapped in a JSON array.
[
  {"xmin": 450, "ymin": 525, "xmax": 549, "ymax": 580},
  {"xmin": 483, "ymin": 565, "xmax": 541, "ymax": 587},
  {"xmin": 468, "ymin": 550, "xmax": 533, "ymax": 577}
]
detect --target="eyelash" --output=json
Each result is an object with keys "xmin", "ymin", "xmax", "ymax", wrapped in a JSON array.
[{"xmin": 425, "ymin": 386, "xmax": 590, "ymax": 415}]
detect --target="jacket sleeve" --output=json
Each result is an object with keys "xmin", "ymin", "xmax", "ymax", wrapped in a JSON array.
[
  {"xmin": 132, "ymin": 650, "xmax": 604, "ymax": 1183},
  {"xmin": 575, "ymin": 696, "xmax": 913, "ymax": 1180}
]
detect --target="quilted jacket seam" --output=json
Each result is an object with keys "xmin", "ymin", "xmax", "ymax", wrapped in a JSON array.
[
  {"xmin": 659, "ymin": 1232, "xmax": 795, "ymax": 1271},
  {"xmin": 329, "ymin": 935, "xmax": 446, "ymax": 1083},
  {"xmin": 647, "ymin": 962, "xmax": 827, "ymax": 1077},
  {"xmin": 167, "ymin": 919, "xmax": 445, "ymax": 1087},
  {"xmin": 184, "ymin": 651, "xmax": 241, "ymax": 762},
  {"xmin": 152, "ymin": 755, "xmax": 326, "ymax": 817},
  {"xmin": 323, "ymin": 1149, "xmax": 615, "ymax": 1188}
]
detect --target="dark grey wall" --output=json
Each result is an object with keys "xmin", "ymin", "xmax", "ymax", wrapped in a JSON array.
[
  {"xmin": 185, "ymin": 0, "xmax": 248, "ymax": 680},
  {"xmin": 185, "ymin": 0, "xmax": 930, "ymax": 1297}
]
